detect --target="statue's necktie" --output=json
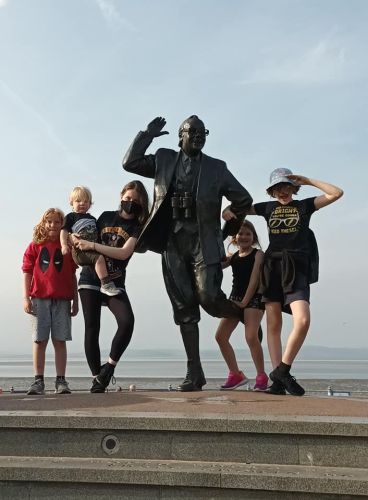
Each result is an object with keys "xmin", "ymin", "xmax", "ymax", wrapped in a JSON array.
[{"xmin": 184, "ymin": 158, "xmax": 193, "ymax": 175}]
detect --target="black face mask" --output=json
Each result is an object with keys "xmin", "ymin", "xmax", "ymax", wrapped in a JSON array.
[{"xmin": 121, "ymin": 200, "xmax": 141, "ymax": 216}]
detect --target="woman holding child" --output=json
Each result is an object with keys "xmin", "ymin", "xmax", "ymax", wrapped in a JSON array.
[{"xmin": 75, "ymin": 180, "xmax": 149, "ymax": 393}]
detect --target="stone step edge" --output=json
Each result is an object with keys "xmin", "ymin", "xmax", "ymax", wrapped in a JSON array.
[
  {"xmin": 0, "ymin": 456, "xmax": 367, "ymax": 496},
  {"xmin": 0, "ymin": 413, "xmax": 367, "ymax": 437}
]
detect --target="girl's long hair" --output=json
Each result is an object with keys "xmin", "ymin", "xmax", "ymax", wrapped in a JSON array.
[
  {"xmin": 120, "ymin": 180, "xmax": 150, "ymax": 225},
  {"xmin": 227, "ymin": 220, "xmax": 261, "ymax": 253},
  {"xmin": 33, "ymin": 208, "xmax": 64, "ymax": 244}
]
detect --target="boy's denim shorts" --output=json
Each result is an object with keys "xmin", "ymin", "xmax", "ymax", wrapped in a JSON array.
[{"xmin": 30, "ymin": 298, "xmax": 72, "ymax": 342}]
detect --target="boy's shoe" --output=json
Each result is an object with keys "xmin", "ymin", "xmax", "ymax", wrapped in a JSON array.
[
  {"xmin": 253, "ymin": 372, "xmax": 269, "ymax": 391},
  {"xmin": 265, "ymin": 381, "xmax": 286, "ymax": 395},
  {"xmin": 100, "ymin": 282, "xmax": 122, "ymax": 297},
  {"xmin": 270, "ymin": 368, "xmax": 305, "ymax": 396},
  {"xmin": 27, "ymin": 379, "xmax": 45, "ymax": 395},
  {"xmin": 96, "ymin": 363, "xmax": 116, "ymax": 389},
  {"xmin": 221, "ymin": 371, "xmax": 248, "ymax": 390},
  {"xmin": 55, "ymin": 379, "xmax": 71, "ymax": 394},
  {"xmin": 90, "ymin": 378, "xmax": 106, "ymax": 393}
]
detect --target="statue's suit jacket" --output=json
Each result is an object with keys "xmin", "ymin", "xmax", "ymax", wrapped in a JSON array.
[{"xmin": 123, "ymin": 131, "xmax": 253, "ymax": 266}]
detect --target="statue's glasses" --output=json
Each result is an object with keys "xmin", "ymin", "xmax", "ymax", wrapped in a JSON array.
[{"xmin": 182, "ymin": 128, "xmax": 209, "ymax": 137}]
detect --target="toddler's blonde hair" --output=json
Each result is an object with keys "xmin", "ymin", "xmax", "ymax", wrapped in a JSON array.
[{"xmin": 69, "ymin": 186, "xmax": 93, "ymax": 206}]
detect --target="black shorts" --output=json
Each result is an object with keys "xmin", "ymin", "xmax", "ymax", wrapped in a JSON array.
[
  {"xmin": 262, "ymin": 265, "xmax": 310, "ymax": 306},
  {"xmin": 230, "ymin": 293, "xmax": 265, "ymax": 310}
]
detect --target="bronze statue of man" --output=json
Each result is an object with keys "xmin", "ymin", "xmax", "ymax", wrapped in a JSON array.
[{"xmin": 123, "ymin": 116, "xmax": 253, "ymax": 391}]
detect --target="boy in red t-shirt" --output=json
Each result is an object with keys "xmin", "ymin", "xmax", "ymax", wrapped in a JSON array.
[{"xmin": 22, "ymin": 208, "xmax": 78, "ymax": 395}]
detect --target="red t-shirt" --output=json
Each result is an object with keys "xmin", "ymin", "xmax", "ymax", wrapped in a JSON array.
[{"xmin": 22, "ymin": 240, "xmax": 77, "ymax": 300}]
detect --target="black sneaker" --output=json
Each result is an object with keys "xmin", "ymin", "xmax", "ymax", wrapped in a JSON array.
[
  {"xmin": 265, "ymin": 381, "xmax": 286, "ymax": 395},
  {"xmin": 270, "ymin": 368, "xmax": 305, "ymax": 396},
  {"xmin": 96, "ymin": 363, "xmax": 116, "ymax": 389},
  {"xmin": 90, "ymin": 378, "xmax": 106, "ymax": 393}
]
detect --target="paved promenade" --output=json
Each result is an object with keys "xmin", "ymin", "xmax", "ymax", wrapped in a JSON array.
[{"xmin": 0, "ymin": 389, "xmax": 367, "ymax": 420}]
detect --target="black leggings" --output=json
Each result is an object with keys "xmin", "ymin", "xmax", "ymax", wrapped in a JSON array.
[{"xmin": 79, "ymin": 288, "xmax": 134, "ymax": 376}]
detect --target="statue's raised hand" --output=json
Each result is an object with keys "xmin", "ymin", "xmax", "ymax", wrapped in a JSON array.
[{"xmin": 146, "ymin": 117, "xmax": 169, "ymax": 137}]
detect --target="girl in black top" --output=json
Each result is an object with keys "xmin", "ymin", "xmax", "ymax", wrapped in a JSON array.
[
  {"xmin": 74, "ymin": 180, "xmax": 149, "ymax": 392},
  {"xmin": 223, "ymin": 168, "xmax": 343, "ymax": 396},
  {"xmin": 215, "ymin": 221, "xmax": 267, "ymax": 391}
]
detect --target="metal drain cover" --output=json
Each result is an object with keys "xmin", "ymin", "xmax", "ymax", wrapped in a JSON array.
[{"xmin": 101, "ymin": 434, "xmax": 120, "ymax": 455}]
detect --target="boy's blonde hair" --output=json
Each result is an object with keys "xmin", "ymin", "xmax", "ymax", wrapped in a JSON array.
[
  {"xmin": 69, "ymin": 186, "xmax": 93, "ymax": 206},
  {"xmin": 33, "ymin": 208, "xmax": 64, "ymax": 244}
]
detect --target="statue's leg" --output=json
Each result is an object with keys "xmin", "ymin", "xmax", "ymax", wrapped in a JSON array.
[
  {"xmin": 177, "ymin": 323, "xmax": 206, "ymax": 391},
  {"xmin": 195, "ymin": 260, "xmax": 243, "ymax": 320},
  {"xmin": 161, "ymin": 234, "xmax": 205, "ymax": 391}
]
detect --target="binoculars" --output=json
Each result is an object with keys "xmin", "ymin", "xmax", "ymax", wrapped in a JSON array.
[{"xmin": 171, "ymin": 192, "xmax": 193, "ymax": 220}]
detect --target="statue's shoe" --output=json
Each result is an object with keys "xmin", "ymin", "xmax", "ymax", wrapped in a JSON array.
[{"xmin": 176, "ymin": 371, "xmax": 206, "ymax": 392}]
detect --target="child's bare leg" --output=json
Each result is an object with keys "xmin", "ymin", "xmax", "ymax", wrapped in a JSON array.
[
  {"xmin": 282, "ymin": 300, "xmax": 310, "ymax": 366},
  {"xmin": 268, "ymin": 300, "xmax": 308, "ymax": 397},
  {"xmin": 215, "ymin": 318, "xmax": 240, "ymax": 373},
  {"xmin": 265, "ymin": 302, "xmax": 283, "ymax": 369},
  {"xmin": 95, "ymin": 255, "xmax": 109, "ymax": 280},
  {"xmin": 33, "ymin": 340, "xmax": 48, "ymax": 375},
  {"xmin": 52, "ymin": 339, "xmax": 67, "ymax": 376},
  {"xmin": 244, "ymin": 309, "xmax": 265, "ymax": 374}
]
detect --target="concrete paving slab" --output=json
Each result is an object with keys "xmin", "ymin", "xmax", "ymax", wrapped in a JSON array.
[
  {"xmin": 0, "ymin": 456, "xmax": 367, "ymax": 496},
  {"xmin": 0, "ymin": 390, "xmax": 367, "ymax": 418}
]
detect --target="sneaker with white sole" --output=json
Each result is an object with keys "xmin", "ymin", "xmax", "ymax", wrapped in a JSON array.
[
  {"xmin": 27, "ymin": 379, "xmax": 45, "ymax": 395},
  {"xmin": 55, "ymin": 378, "xmax": 71, "ymax": 394},
  {"xmin": 253, "ymin": 372, "xmax": 269, "ymax": 391},
  {"xmin": 220, "ymin": 371, "xmax": 248, "ymax": 390},
  {"xmin": 100, "ymin": 282, "xmax": 122, "ymax": 297}
]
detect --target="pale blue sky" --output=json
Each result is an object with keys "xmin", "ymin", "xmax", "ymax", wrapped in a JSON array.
[{"xmin": 0, "ymin": 0, "xmax": 366, "ymax": 357}]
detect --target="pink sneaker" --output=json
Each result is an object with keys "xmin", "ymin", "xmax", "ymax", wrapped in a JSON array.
[
  {"xmin": 254, "ymin": 372, "xmax": 269, "ymax": 391},
  {"xmin": 221, "ymin": 371, "xmax": 248, "ymax": 390}
]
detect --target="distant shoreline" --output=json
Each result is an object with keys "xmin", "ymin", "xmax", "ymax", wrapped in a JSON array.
[
  {"xmin": 1, "ymin": 358, "xmax": 367, "ymax": 380},
  {"xmin": 1, "ymin": 345, "xmax": 368, "ymax": 361}
]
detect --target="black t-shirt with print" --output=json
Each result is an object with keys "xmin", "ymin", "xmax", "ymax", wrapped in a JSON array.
[
  {"xmin": 254, "ymin": 197, "xmax": 316, "ymax": 254},
  {"xmin": 62, "ymin": 212, "xmax": 98, "ymax": 241},
  {"xmin": 79, "ymin": 211, "xmax": 142, "ymax": 288}
]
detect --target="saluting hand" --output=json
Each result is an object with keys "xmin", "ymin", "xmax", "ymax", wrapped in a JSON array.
[
  {"xmin": 287, "ymin": 174, "xmax": 311, "ymax": 186},
  {"xmin": 146, "ymin": 117, "xmax": 169, "ymax": 137}
]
